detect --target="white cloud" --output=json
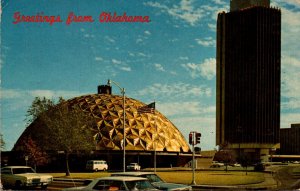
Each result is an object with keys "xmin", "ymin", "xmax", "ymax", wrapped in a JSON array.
[
  {"xmin": 181, "ymin": 58, "xmax": 216, "ymax": 80},
  {"xmin": 84, "ymin": 34, "xmax": 94, "ymax": 38},
  {"xmin": 144, "ymin": 30, "xmax": 151, "ymax": 35},
  {"xmin": 211, "ymin": 0, "xmax": 226, "ymax": 5},
  {"xmin": 135, "ymin": 83, "xmax": 212, "ymax": 99},
  {"xmin": 271, "ymin": 3, "xmax": 300, "ymax": 58},
  {"xmin": 154, "ymin": 63, "xmax": 165, "ymax": 72},
  {"xmin": 95, "ymin": 57, "xmax": 103, "ymax": 61},
  {"xmin": 0, "ymin": 89, "xmax": 84, "ymax": 112},
  {"xmin": 158, "ymin": 101, "xmax": 215, "ymax": 117},
  {"xmin": 281, "ymin": 113, "xmax": 300, "ymax": 129},
  {"xmin": 273, "ymin": 0, "xmax": 300, "ymax": 8},
  {"xmin": 29, "ymin": 90, "xmax": 81, "ymax": 99},
  {"xmin": 179, "ymin": 56, "xmax": 189, "ymax": 60},
  {"xmin": 195, "ymin": 37, "xmax": 216, "ymax": 47},
  {"xmin": 270, "ymin": 1, "xmax": 300, "ymax": 127},
  {"xmin": 158, "ymin": 102, "xmax": 202, "ymax": 116},
  {"xmin": 169, "ymin": 38, "xmax": 179, "ymax": 43},
  {"xmin": 120, "ymin": 66, "xmax": 131, "ymax": 72},
  {"xmin": 171, "ymin": 116, "xmax": 216, "ymax": 150},
  {"xmin": 145, "ymin": 0, "xmax": 205, "ymax": 26},
  {"xmin": 0, "ymin": 89, "xmax": 23, "ymax": 99},
  {"xmin": 288, "ymin": 0, "xmax": 300, "ymax": 6},
  {"xmin": 170, "ymin": 71, "xmax": 177, "ymax": 75},
  {"xmin": 199, "ymin": 58, "xmax": 216, "ymax": 80},
  {"xmin": 105, "ymin": 36, "xmax": 115, "ymax": 43},
  {"xmin": 207, "ymin": 23, "xmax": 216, "ymax": 31},
  {"xmin": 112, "ymin": 59, "xmax": 122, "ymax": 65},
  {"xmin": 211, "ymin": 7, "xmax": 228, "ymax": 21},
  {"xmin": 111, "ymin": 59, "xmax": 132, "ymax": 72},
  {"xmin": 137, "ymin": 52, "xmax": 147, "ymax": 57},
  {"xmin": 281, "ymin": 55, "xmax": 300, "ymax": 109},
  {"xmin": 136, "ymin": 38, "xmax": 143, "ymax": 44}
]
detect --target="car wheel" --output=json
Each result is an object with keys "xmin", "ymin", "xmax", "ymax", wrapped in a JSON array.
[
  {"xmin": 95, "ymin": 168, "xmax": 98, "ymax": 172},
  {"xmin": 103, "ymin": 168, "xmax": 107, "ymax": 171},
  {"xmin": 15, "ymin": 180, "xmax": 22, "ymax": 189},
  {"xmin": 41, "ymin": 184, "xmax": 48, "ymax": 189}
]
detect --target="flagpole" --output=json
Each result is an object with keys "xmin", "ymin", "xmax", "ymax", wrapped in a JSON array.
[
  {"xmin": 154, "ymin": 101, "xmax": 157, "ymax": 173},
  {"xmin": 154, "ymin": 107, "xmax": 157, "ymax": 173},
  {"xmin": 122, "ymin": 87, "xmax": 126, "ymax": 172},
  {"xmin": 137, "ymin": 101, "xmax": 156, "ymax": 172}
]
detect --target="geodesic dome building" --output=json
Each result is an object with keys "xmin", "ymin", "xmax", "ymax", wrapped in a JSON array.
[
  {"xmin": 66, "ymin": 93, "xmax": 190, "ymax": 152},
  {"xmin": 11, "ymin": 85, "xmax": 192, "ymax": 170}
]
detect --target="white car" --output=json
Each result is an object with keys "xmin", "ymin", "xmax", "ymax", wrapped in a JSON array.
[
  {"xmin": 127, "ymin": 163, "xmax": 141, "ymax": 171},
  {"xmin": 230, "ymin": 163, "xmax": 241, "ymax": 167},
  {"xmin": 63, "ymin": 176, "xmax": 158, "ymax": 190},
  {"xmin": 210, "ymin": 161, "xmax": 225, "ymax": 168},
  {"xmin": 112, "ymin": 172, "xmax": 192, "ymax": 191},
  {"xmin": 1, "ymin": 166, "xmax": 53, "ymax": 189},
  {"xmin": 86, "ymin": 160, "xmax": 108, "ymax": 171}
]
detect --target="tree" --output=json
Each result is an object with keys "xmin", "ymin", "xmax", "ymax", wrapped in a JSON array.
[
  {"xmin": 26, "ymin": 97, "xmax": 95, "ymax": 176},
  {"xmin": 213, "ymin": 150, "xmax": 234, "ymax": 172},
  {"xmin": 0, "ymin": 133, "xmax": 5, "ymax": 151},
  {"xmin": 237, "ymin": 153, "xmax": 250, "ymax": 175},
  {"xmin": 25, "ymin": 97, "xmax": 55, "ymax": 125},
  {"xmin": 22, "ymin": 136, "xmax": 48, "ymax": 170}
]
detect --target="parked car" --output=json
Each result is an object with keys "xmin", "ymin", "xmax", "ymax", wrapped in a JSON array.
[
  {"xmin": 112, "ymin": 172, "xmax": 192, "ymax": 191},
  {"xmin": 230, "ymin": 163, "xmax": 241, "ymax": 167},
  {"xmin": 127, "ymin": 163, "xmax": 141, "ymax": 171},
  {"xmin": 63, "ymin": 176, "xmax": 158, "ymax": 190},
  {"xmin": 1, "ymin": 166, "xmax": 53, "ymax": 189},
  {"xmin": 254, "ymin": 163, "xmax": 266, "ymax": 171},
  {"xmin": 210, "ymin": 161, "xmax": 225, "ymax": 168},
  {"xmin": 86, "ymin": 160, "xmax": 108, "ymax": 171}
]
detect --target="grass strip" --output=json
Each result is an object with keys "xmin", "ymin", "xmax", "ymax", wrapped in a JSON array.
[{"xmin": 48, "ymin": 171, "xmax": 265, "ymax": 186}]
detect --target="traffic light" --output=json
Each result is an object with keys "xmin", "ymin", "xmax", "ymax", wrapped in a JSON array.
[
  {"xmin": 189, "ymin": 133, "xmax": 193, "ymax": 145},
  {"xmin": 194, "ymin": 147, "xmax": 201, "ymax": 153},
  {"xmin": 195, "ymin": 133, "xmax": 201, "ymax": 144}
]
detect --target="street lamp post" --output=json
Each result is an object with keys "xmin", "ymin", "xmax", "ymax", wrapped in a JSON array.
[{"xmin": 107, "ymin": 79, "xmax": 126, "ymax": 172}]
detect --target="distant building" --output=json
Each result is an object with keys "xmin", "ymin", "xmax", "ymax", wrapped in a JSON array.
[
  {"xmin": 280, "ymin": 124, "xmax": 300, "ymax": 155},
  {"xmin": 216, "ymin": 0, "xmax": 281, "ymax": 162}
]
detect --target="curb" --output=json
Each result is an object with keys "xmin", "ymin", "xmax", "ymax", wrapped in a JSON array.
[
  {"xmin": 54, "ymin": 178, "xmax": 92, "ymax": 185},
  {"xmin": 192, "ymin": 185, "xmax": 277, "ymax": 190}
]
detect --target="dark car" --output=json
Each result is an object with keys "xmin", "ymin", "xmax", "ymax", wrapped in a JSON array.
[{"xmin": 112, "ymin": 172, "xmax": 192, "ymax": 191}]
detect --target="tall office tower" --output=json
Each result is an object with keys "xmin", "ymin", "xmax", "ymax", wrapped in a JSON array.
[{"xmin": 216, "ymin": 0, "xmax": 281, "ymax": 162}]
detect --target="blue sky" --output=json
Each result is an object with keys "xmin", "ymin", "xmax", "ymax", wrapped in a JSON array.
[{"xmin": 1, "ymin": 0, "xmax": 300, "ymax": 151}]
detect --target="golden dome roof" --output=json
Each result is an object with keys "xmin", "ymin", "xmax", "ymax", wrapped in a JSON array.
[{"xmin": 67, "ymin": 94, "xmax": 190, "ymax": 152}]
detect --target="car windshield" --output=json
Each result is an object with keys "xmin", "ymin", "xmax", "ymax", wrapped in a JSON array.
[
  {"xmin": 13, "ymin": 167, "xmax": 35, "ymax": 174},
  {"xmin": 125, "ymin": 180, "xmax": 155, "ymax": 190},
  {"xmin": 143, "ymin": 174, "xmax": 163, "ymax": 183}
]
